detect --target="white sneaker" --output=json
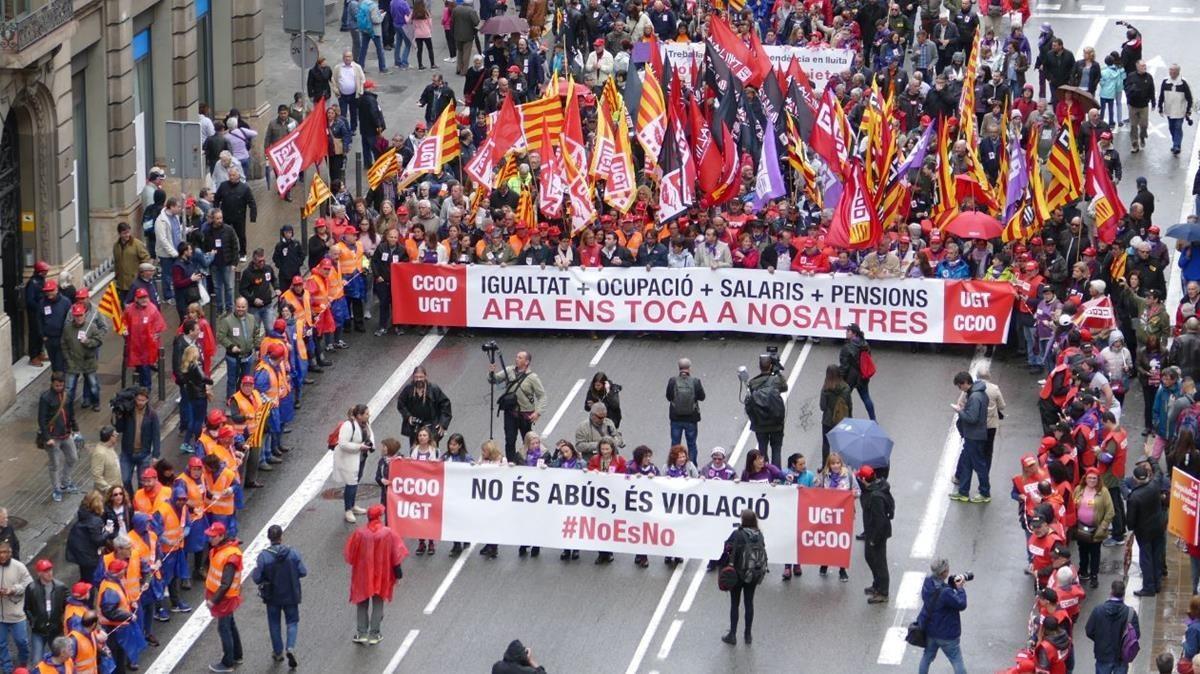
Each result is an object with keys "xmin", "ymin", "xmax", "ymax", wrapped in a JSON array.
[
  {"xmin": 443, "ymin": 57, "xmax": 455, "ymax": 62},
  {"xmin": 352, "ymin": 505, "xmax": 368, "ymax": 515},
  {"xmin": 344, "ymin": 510, "xmax": 356, "ymax": 523}
]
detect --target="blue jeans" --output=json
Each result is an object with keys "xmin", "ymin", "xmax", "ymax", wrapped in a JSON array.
[
  {"xmin": 67, "ymin": 371, "xmax": 100, "ymax": 408},
  {"xmin": 1136, "ymin": 533, "xmax": 1166, "ymax": 592},
  {"xmin": 856, "ymin": 380, "xmax": 877, "ymax": 421},
  {"xmin": 955, "ymin": 437, "xmax": 991, "ymax": 498},
  {"xmin": 918, "ymin": 636, "xmax": 967, "ymax": 674},
  {"xmin": 121, "ymin": 452, "xmax": 152, "ymax": 492},
  {"xmin": 357, "ymin": 33, "xmax": 387, "ymax": 72},
  {"xmin": 249, "ymin": 305, "xmax": 274, "ymax": 332},
  {"xmin": 212, "ymin": 265, "xmax": 235, "ymax": 313},
  {"xmin": 266, "ymin": 604, "xmax": 300, "ymax": 655},
  {"xmin": 1096, "ymin": 662, "xmax": 1129, "ymax": 674},
  {"xmin": 670, "ymin": 420, "xmax": 699, "ymax": 465},
  {"xmin": 44, "ymin": 337, "xmax": 65, "ymax": 374},
  {"xmin": 180, "ymin": 396, "xmax": 207, "ymax": 446},
  {"xmin": 135, "ymin": 364, "xmax": 153, "ymax": 389},
  {"xmin": 159, "ymin": 256, "xmax": 177, "ymax": 300},
  {"xmin": 1101, "ymin": 98, "xmax": 1116, "ymax": 126},
  {"xmin": 216, "ymin": 614, "xmax": 242, "ymax": 668},
  {"xmin": 29, "ymin": 631, "xmax": 48, "ymax": 667},
  {"xmin": 224, "ymin": 354, "xmax": 256, "ymax": 400},
  {"xmin": 394, "ymin": 31, "xmax": 411, "ymax": 66},
  {"xmin": 1022, "ymin": 324, "xmax": 1040, "ymax": 367},
  {"xmin": 0, "ymin": 619, "xmax": 29, "ymax": 672},
  {"xmin": 338, "ymin": 94, "xmax": 359, "ymax": 134},
  {"xmin": 340, "ymin": 0, "xmax": 352, "ymax": 29},
  {"xmin": 1170, "ymin": 117, "xmax": 1185, "ymax": 152}
]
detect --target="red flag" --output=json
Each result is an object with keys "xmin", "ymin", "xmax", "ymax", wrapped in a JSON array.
[
  {"xmin": 689, "ymin": 96, "xmax": 723, "ymax": 201},
  {"xmin": 826, "ymin": 160, "xmax": 881, "ymax": 250},
  {"xmin": 265, "ymin": 97, "xmax": 329, "ymax": 197},
  {"xmin": 562, "ymin": 77, "xmax": 588, "ymax": 179},
  {"xmin": 1073, "ymin": 295, "xmax": 1117, "ymax": 331},
  {"xmin": 705, "ymin": 110, "xmax": 740, "ymax": 207},
  {"xmin": 809, "ymin": 88, "xmax": 849, "ymax": 175},
  {"xmin": 659, "ymin": 77, "xmax": 696, "ymax": 221},
  {"xmin": 1085, "ymin": 132, "xmax": 1126, "ymax": 245},
  {"xmin": 745, "ymin": 29, "xmax": 774, "ymax": 88},
  {"xmin": 465, "ymin": 94, "xmax": 523, "ymax": 186},
  {"xmin": 538, "ymin": 118, "xmax": 566, "ymax": 217},
  {"xmin": 705, "ymin": 15, "xmax": 755, "ymax": 86}
]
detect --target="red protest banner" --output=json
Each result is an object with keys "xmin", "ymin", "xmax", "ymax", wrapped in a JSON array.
[
  {"xmin": 796, "ymin": 488, "xmax": 856, "ymax": 567},
  {"xmin": 386, "ymin": 459, "xmax": 446, "ymax": 541},
  {"xmin": 1169, "ymin": 467, "xmax": 1200, "ymax": 547}
]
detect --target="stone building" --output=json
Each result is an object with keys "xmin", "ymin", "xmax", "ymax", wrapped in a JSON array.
[{"xmin": 0, "ymin": 0, "xmax": 266, "ymax": 409}]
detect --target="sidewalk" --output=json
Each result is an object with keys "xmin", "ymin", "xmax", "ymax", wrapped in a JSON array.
[
  {"xmin": 1152, "ymin": 541, "xmax": 1192, "ymax": 664},
  {"xmin": 0, "ymin": 177, "xmax": 298, "ymax": 563}
]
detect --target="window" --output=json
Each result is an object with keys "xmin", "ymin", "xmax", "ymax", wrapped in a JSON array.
[
  {"xmin": 196, "ymin": 0, "xmax": 214, "ymax": 109},
  {"xmin": 72, "ymin": 70, "xmax": 90, "ymax": 267},
  {"xmin": 132, "ymin": 28, "xmax": 154, "ymax": 178}
]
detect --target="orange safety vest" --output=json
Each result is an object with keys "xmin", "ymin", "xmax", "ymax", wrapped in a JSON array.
[
  {"xmin": 255, "ymin": 360, "xmax": 289, "ymax": 401},
  {"xmin": 95, "ymin": 578, "xmax": 131, "ymax": 627},
  {"xmin": 62, "ymin": 600, "xmax": 88, "ymax": 633},
  {"xmin": 258, "ymin": 336, "xmax": 290, "ymax": 370},
  {"xmin": 327, "ymin": 266, "xmax": 345, "ymax": 301},
  {"xmin": 506, "ymin": 234, "xmax": 526, "ymax": 257},
  {"xmin": 615, "ymin": 229, "xmax": 643, "ymax": 254},
  {"xmin": 155, "ymin": 500, "xmax": 185, "ymax": 552},
  {"xmin": 129, "ymin": 529, "xmax": 158, "ymax": 579},
  {"xmin": 68, "ymin": 628, "xmax": 98, "ymax": 674},
  {"xmin": 100, "ymin": 551, "xmax": 142, "ymax": 603},
  {"xmin": 36, "ymin": 658, "xmax": 74, "ymax": 674},
  {"xmin": 203, "ymin": 466, "xmax": 238, "ymax": 516},
  {"xmin": 305, "ymin": 274, "xmax": 328, "ymax": 314},
  {"xmin": 292, "ymin": 320, "xmax": 308, "ymax": 361},
  {"xmin": 281, "ymin": 288, "xmax": 313, "ymax": 327},
  {"xmin": 132, "ymin": 485, "xmax": 169, "ymax": 518},
  {"xmin": 176, "ymin": 473, "xmax": 206, "ymax": 517},
  {"xmin": 1039, "ymin": 364, "xmax": 1077, "ymax": 409},
  {"xmin": 229, "ymin": 390, "xmax": 262, "ymax": 443},
  {"xmin": 334, "ymin": 240, "xmax": 365, "ymax": 277},
  {"xmin": 205, "ymin": 541, "xmax": 243, "ymax": 599}
]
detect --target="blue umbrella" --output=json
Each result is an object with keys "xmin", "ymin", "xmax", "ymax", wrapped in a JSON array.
[
  {"xmin": 1165, "ymin": 222, "xmax": 1200, "ymax": 242},
  {"xmin": 825, "ymin": 419, "xmax": 894, "ymax": 469}
]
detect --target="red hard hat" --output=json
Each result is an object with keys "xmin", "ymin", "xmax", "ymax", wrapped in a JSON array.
[
  {"xmin": 134, "ymin": 288, "xmax": 149, "ymax": 299},
  {"xmin": 71, "ymin": 581, "xmax": 92, "ymax": 598},
  {"xmin": 70, "ymin": 303, "xmax": 86, "ymax": 317},
  {"xmin": 188, "ymin": 456, "xmax": 204, "ymax": 469},
  {"xmin": 240, "ymin": 375, "xmax": 254, "ymax": 387},
  {"xmin": 141, "ymin": 467, "xmax": 158, "ymax": 480},
  {"xmin": 33, "ymin": 260, "xmax": 49, "ymax": 273},
  {"xmin": 274, "ymin": 319, "xmax": 287, "ymax": 332},
  {"xmin": 75, "ymin": 289, "xmax": 89, "ymax": 300},
  {"xmin": 43, "ymin": 279, "xmax": 58, "ymax": 292},
  {"xmin": 268, "ymin": 343, "xmax": 286, "ymax": 359},
  {"xmin": 206, "ymin": 409, "xmax": 227, "ymax": 426}
]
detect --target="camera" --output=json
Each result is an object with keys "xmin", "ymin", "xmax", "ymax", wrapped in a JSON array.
[
  {"xmin": 763, "ymin": 345, "xmax": 783, "ymax": 376},
  {"xmin": 953, "ymin": 571, "xmax": 975, "ymax": 584},
  {"xmin": 481, "ymin": 341, "xmax": 499, "ymax": 354}
]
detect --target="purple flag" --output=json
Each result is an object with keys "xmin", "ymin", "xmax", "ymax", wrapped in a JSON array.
[
  {"xmin": 1004, "ymin": 130, "xmax": 1028, "ymax": 222},
  {"xmin": 896, "ymin": 122, "xmax": 935, "ymax": 179},
  {"xmin": 750, "ymin": 117, "xmax": 786, "ymax": 212}
]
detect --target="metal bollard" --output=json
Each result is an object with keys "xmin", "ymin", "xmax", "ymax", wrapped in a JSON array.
[
  {"xmin": 354, "ymin": 152, "xmax": 363, "ymax": 198},
  {"xmin": 301, "ymin": 215, "xmax": 309, "ymax": 248},
  {"xmin": 157, "ymin": 346, "xmax": 166, "ymax": 401}
]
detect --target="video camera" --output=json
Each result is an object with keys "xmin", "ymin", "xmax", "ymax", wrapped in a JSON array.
[{"xmin": 953, "ymin": 571, "xmax": 975, "ymax": 584}]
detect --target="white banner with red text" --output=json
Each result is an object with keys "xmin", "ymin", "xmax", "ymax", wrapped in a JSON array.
[
  {"xmin": 661, "ymin": 43, "xmax": 854, "ymax": 89},
  {"xmin": 389, "ymin": 264, "xmax": 1015, "ymax": 344},
  {"xmin": 386, "ymin": 460, "xmax": 856, "ymax": 566}
]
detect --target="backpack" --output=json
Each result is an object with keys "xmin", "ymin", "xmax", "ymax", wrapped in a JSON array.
[
  {"xmin": 1177, "ymin": 402, "xmax": 1200, "ymax": 439},
  {"xmin": 859, "ymin": 348, "xmax": 877, "ymax": 380},
  {"xmin": 1119, "ymin": 605, "xmax": 1140, "ymax": 663},
  {"xmin": 670, "ymin": 376, "xmax": 698, "ymax": 418},
  {"xmin": 736, "ymin": 529, "xmax": 768, "ymax": 585},
  {"xmin": 357, "ymin": 1, "xmax": 375, "ymax": 33},
  {"xmin": 327, "ymin": 420, "xmax": 348, "ymax": 450},
  {"xmin": 745, "ymin": 384, "xmax": 786, "ymax": 428}
]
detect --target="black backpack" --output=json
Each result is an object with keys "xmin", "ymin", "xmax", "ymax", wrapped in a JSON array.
[
  {"xmin": 109, "ymin": 387, "xmax": 140, "ymax": 424},
  {"xmin": 744, "ymin": 384, "xmax": 785, "ymax": 428},
  {"xmin": 737, "ymin": 529, "xmax": 768, "ymax": 586}
]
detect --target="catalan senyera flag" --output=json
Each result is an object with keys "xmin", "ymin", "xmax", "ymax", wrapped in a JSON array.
[
  {"xmin": 97, "ymin": 282, "xmax": 125, "ymax": 334},
  {"xmin": 302, "ymin": 173, "xmax": 332, "ymax": 219},
  {"xmin": 515, "ymin": 187, "xmax": 537, "ymax": 230},
  {"xmin": 931, "ymin": 119, "xmax": 959, "ymax": 230},
  {"xmin": 635, "ymin": 62, "xmax": 667, "ymax": 162},
  {"xmin": 397, "ymin": 102, "xmax": 460, "ymax": 190},
  {"xmin": 366, "ymin": 147, "xmax": 400, "ymax": 191},
  {"xmin": 516, "ymin": 95, "xmax": 564, "ymax": 153},
  {"xmin": 1110, "ymin": 249, "xmax": 1128, "ymax": 281},
  {"xmin": 1086, "ymin": 131, "xmax": 1126, "ymax": 245},
  {"xmin": 249, "ymin": 398, "xmax": 275, "ymax": 449},
  {"xmin": 1045, "ymin": 115, "xmax": 1083, "ymax": 211},
  {"xmin": 591, "ymin": 79, "xmax": 636, "ymax": 213},
  {"xmin": 493, "ymin": 153, "xmax": 518, "ymax": 190}
]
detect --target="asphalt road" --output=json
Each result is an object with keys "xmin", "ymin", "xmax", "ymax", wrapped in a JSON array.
[{"xmin": 124, "ymin": 3, "xmax": 1200, "ymax": 673}]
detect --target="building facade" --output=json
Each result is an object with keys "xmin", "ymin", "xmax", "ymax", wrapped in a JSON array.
[{"xmin": 0, "ymin": 0, "xmax": 266, "ymax": 409}]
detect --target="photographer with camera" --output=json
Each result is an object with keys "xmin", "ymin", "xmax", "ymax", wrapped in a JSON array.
[
  {"xmin": 487, "ymin": 347, "xmax": 546, "ymax": 464},
  {"xmin": 332, "ymin": 404, "xmax": 375, "ymax": 524},
  {"xmin": 395, "ymin": 366, "xmax": 453, "ymax": 447},
  {"xmin": 916, "ymin": 558, "xmax": 969, "ymax": 674},
  {"xmin": 742, "ymin": 351, "xmax": 788, "ymax": 468}
]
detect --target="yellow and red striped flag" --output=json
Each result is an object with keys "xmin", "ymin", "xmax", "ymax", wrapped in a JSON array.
[
  {"xmin": 515, "ymin": 187, "xmax": 537, "ymax": 230},
  {"xmin": 97, "ymin": 282, "xmax": 124, "ymax": 334},
  {"xmin": 398, "ymin": 102, "xmax": 460, "ymax": 190},
  {"xmin": 1045, "ymin": 115, "xmax": 1083, "ymax": 211},
  {"xmin": 635, "ymin": 63, "xmax": 667, "ymax": 161},
  {"xmin": 366, "ymin": 147, "xmax": 400, "ymax": 191},
  {"xmin": 302, "ymin": 173, "xmax": 332, "ymax": 218}
]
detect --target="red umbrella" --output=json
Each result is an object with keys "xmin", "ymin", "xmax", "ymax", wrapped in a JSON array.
[{"xmin": 944, "ymin": 210, "xmax": 1003, "ymax": 240}]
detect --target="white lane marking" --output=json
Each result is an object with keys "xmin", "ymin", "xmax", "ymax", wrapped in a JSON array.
[
  {"xmin": 589, "ymin": 335, "xmax": 615, "ymax": 367},
  {"xmin": 1124, "ymin": 4, "xmax": 1150, "ymax": 10},
  {"xmin": 678, "ymin": 558, "xmax": 708, "ymax": 613},
  {"xmin": 878, "ymin": 627, "xmax": 909, "ymax": 665},
  {"xmin": 147, "ymin": 334, "xmax": 445, "ymax": 674},
  {"xmin": 894, "ymin": 571, "xmax": 927, "ymax": 611},
  {"xmin": 423, "ymin": 543, "xmax": 476, "ymax": 614},
  {"xmin": 1031, "ymin": 12, "xmax": 1200, "ymax": 20},
  {"xmin": 910, "ymin": 350, "xmax": 989, "ymax": 559},
  {"xmin": 421, "ymin": 376, "xmax": 585, "ymax": 615},
  {"xmin": 540, "ymin": 378, "xmax": 585, "ymax": 439},
  {"xmin": 656, "ymin": 619, "xmax": 684, "ymax": 660},
  {"xmin": 1080, "ymin": 4, "xmax": 1104, "ymax": 10},
  {"xmin": 382, "ymin": 629, "xmax": 421, "ymax": 674},
  {"xmin": 1171, "ymin": 6, "xmax": 1194, "ymax": 13},
  {"xmin": 1124, "ymin": 538, "xmax": 1142, "ymax": 616},
  {"xmin": 1035, "ymin": 2, "xmax": 1060, "ymax": 8},
  {"xmin": 1077, "ymin": 17, "xmax": 1106, "ymax": 59},
  {"xmin": 625, "ymin": 564, "xmax": 686, "ymax": 674}
]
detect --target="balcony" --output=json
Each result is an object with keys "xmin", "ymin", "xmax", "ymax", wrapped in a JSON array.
[{"xmin": 0, "ymin": 0, "xmax": 74, "ymax": 69}]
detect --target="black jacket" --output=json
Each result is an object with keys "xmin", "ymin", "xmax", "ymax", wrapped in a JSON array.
[
  {"xmin": 492, "ymin": 639, "xmax": 546, "ymax": 674},
  {"xmin": 38, "ymin": 294, "xmax": 72, "ymax": 339},
  {"xmin": 38, "ymin": 388, "xmax": 77, "ymax": 439},
  {"xmin": 205, "ymin": 224, "xmax": 241, "ymax": 267},
  {"xmin": 358, "ymin": 91, "xmax": 386, "ymax": 135},
  {"xmin": 308, "ymin": 234, "xmax": 332, "ymax": 270},
  {"xmin": 65, "ymin": 506, "xmax": 111, "ymax": 568},
  {"xmin": 746, "ymin": 372, "xmax": 788, "ymax": 433},
  {"xmin": 371, "ymin": 242, "xmax": 408, "ymax": 287},
  {"xmin": 839, "ymin": 339, "xmax": 870, "ymax": 388},
  {"xmin": 1042, "ymin": 48, "xmax": 1076, "ymax": 88},
  {"xmin": 239, "ymin": 262, "xmax": 277, "ymax": 307},
  {"xmin": 1085, "ymin": 599, "xmax": 1139, "ymax": 664},
  {"xmin": 214, "ymin": 180, "xmax": 258, "ymax": 226},
  {"xmin": 0, "ymin": 524, "xmax": 18, "ymax": 561},
  {"xmin": 665, "ymin": 375, "xmax": 706, "ymax": 423},
  {"xmin": 273, "ymin": 236, "xmax": 305, "ymax": 289},
  {"xmin": 395, "ymin": 381, "xmax": 453, "ymax": 437},
  {"xmin": 861, "ymin": 478, "xmax": 895, "ymax": 543},
  {"xmin": 1170, "ymin": 332, "xmax": 1200, "ymax": 381},
  {"xmin": 1125, "ymin": 71, "xmax": 1156, "ymax": 108},
  {"xmin": 307, "ymin": 64, "xmax": 333, "ymax": 103},
  {"xmin": 1125, "ymin": 481, "xmax": 1165, "ymax": 538},
  {"xmin": 24, "ymin": 579, "xmax": 67, "ymax": 637}
]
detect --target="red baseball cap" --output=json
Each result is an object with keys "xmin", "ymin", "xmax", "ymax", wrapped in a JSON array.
[
  {"xmin": 593, "ymin": 38, "xmax": 606, "ymax": 47},
  {"xmin": 75, "ymin": 289, "xmax": 89, "ymax": 300},
  {"xmin": 71, "ymin": 581, "xmax": 91, "ymax": 598},
  {"xmin": 217, "ymin": 425, "xmax": 236, "ymax": 441},
  {"xmin": 268, "ymin": 343, "xmax": 286, "ymax": 359},
  {"xmin": 107, "ymin": 559, "xmax": 128, "ymax": 574},
  {"xmin": 319, "ymin": 258, "xmax": 334, "ymax": 270},
  {"xmin": 1024, "ymin": 260, "xmax": 1039, "ymax": 272},
  {"xmin": 508, "ymin": 65, "xmax": 521, "ymax": 73},
  {"xmin": 1021, "ymin": 454, "xmax": 1038, "ymax": 467},
  {"xmin": 204, "ymin": 521, "xmax": 227, "ymax": 537},
  {"xmin": 134, "ymin": 288, "xmax": 149, "ymax": 299},
  {"xmin": 414, "ymin": 122, "xmax": 427, "ymax": 131},
  {"xmin": 34, "ymin": 559, "xmax": 53, "ymax": 572},
  {"xmin": 240, "ymin": 375, "xmax": 255, "ymax": 387},
  {"xmin": 1031, "ymin": 237, "xmax": 1043, "ymax": 245},
  {"xmin": 33, "ymin": 260, "xmax": 49, "ymax": 273},
  {"xmin": 291, "ymin": 275, "xmax": 304, "ymax": 285},
  {"xmin": 274, "ymin": 319, "xmax": 287, "ymax": 332},
  {"xmin": 141, "ymin": 467, "xmax": 158, "ymax": 481},
  {"xmin": 856, "ymin": 465, "xmax": 875, "ymax": 480},
  {"xmin": 1083, "ymin": 247, "xmax": 1096, "ymax": 256},
  {"xmin": 363, "ymin": 79, "xmax": 376, "ymax": 90},
  {"xmin": 206, "ymin": 409, "xmax": 227, "ymax": 426},
  {"xmin": 188, "ymin": 456, "xmax": 204, "ymax": 469},
  {"xmin": 43, "ymin": 279, "xmax": 58, "ymax": 292},
  {"xmin": 70, "ymin": 303, "xmax": 86, "ymax": 317},
  {"xmin": 1149, "ymin": 225, "xmax": 1161, "ymax": 234}
]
